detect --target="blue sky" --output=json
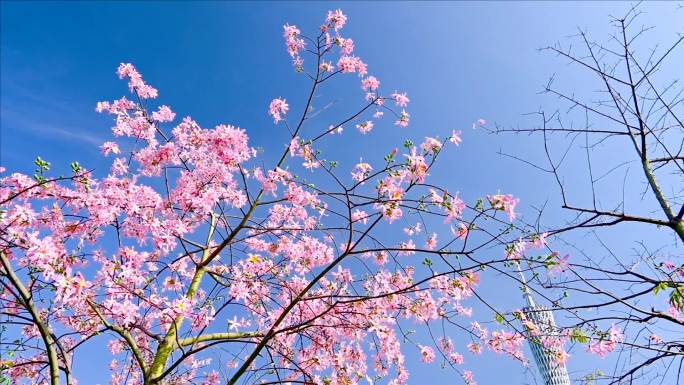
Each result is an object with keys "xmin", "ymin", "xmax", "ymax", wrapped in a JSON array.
[{"xmin": 2, "ymin": 1, "xmax": 683, "ymax": 384}]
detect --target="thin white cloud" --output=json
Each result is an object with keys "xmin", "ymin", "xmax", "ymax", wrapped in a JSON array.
[{"xmin": 1, "ymin": 107, "xmax": 106, "ymax": 147}]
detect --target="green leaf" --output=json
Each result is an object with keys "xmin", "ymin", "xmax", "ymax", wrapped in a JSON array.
[
  {"xmin": 653, "ymin": 281, "xmax": 668, "ymax": 295},
  {"xmin": 669, "ymin": 285, "xmax": 684, "ymax": 309},
  {"xmin": 70, "ymin": 161, "xmax": 83, "ymax": 173},
  {"xmin": 570, "ymin": 327, "xmax": 588, "ymax": 344},
  {"xmin": 34, "ymin": 156, "xmax": 50, "ymax": 171}
]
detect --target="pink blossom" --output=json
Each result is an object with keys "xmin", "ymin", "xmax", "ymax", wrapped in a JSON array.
[
  {"xmin": 152, "ymin": 105, "xmax": 176, "ymax": 122},
  {"xmin": 391, "ymin": 92, "xmax": 410, "ymax": 107},
  {"xmin": 650, "ymin": 334, "xmax": 663, "ymax": 344},
  {"xmin": 296, "ymin": 144, "xmax": 320, "ymax": 170},
  {"xmin": 470, "ymin": 321, "xmax": 488, "ymax": 338},
  {"xmin": 450, "ymin": 130, "xmax": 462, "ymax": 145},
  {"xmin": 548, "ymin": 252, "xmax": 570, "ymax": 276},
  {"xmin": 283, "ymin": 24, "xmax": 305, "ymax": 59},
  {"xmin": 361, "ymin": 76, "xmax": 380, "ymax": 91},
  {"xmin": 506, "ymin": 239, "xmax": 527, "ymax": 260},
  {"xmin": 405, "ymin": 148, "xmax": 428, "ymax": 182},
  {"xmin": 667, "ymin": 305, "xmax": 682, "ymax": 321},
  {"xmin": 135, "ymin": 142, "xmax": 179, "ymax": 176},
  {"xmin": 201, "ymin": 371, "xmax": 220, "ymax": 385},
  {"xmin": 419, "ymin": 345, "xmax": 435, "ymax": 363},
  {"xmin": 425, "ymin": 233, "xmax": 438, "ymax": 250},
  {"xmin": 439, "ymin": 337, "xmax": 454, "ymax": 353},
  {"xmin": 116, "ymin": 63, "xmax": 158, "ymax": 99},
  {"xmin": 487, "ymin": 193, "xmax": 519, "ymax": 221},
  {"xmin": 356, "ymin": 120, "xmax": 374, "ymax": 134},
  {"xmin": 531, "ymin": 232, "xmax": 548, "ymax": 248},
  {"xmin": 163, "ymin": 276, "xmax": 183, "ymax": 292},
  {"xmin": 111, "ymin": 157, "xmax": 128, "ymax": 175},
  {"xmin": 337, "ymin": 55, "xmax": 367, "ymax": 76},
  {"xmin": 326, "ymin": 9, "xmax": 347, "ymax": 30},
  {"xmin": 398, "ymin": 239, "xmax": 416, "ymax": 255},
  {"xmin": 320, "ymin": 61, "xmax": 334, "ymax": 72},
  {"xmin": 449, "ymin": 352, "xmax": 464, "ymax": 364},
  {"xmin": 587, "ymin": 324, "xmax": 623, "ymax": 358},
  {"xmin": 403, "ymin": 222, "xmax": 422, "ymax": 236},
  {"xmin": 96, "ymin": 101, "xmax": 111, "ymax": 113},
  {"xmin": 351, "ymin": 162, "xmax": 373, "ymax": 183},
  {"xmin": 486, "ymin": 330, "xmax": 525, "ymax": 362},
  {"xmin": 472, "ymin": 118, "xmax": 486, "ymax": 128},
  {"xmin": 394, "ymin": 109, "xmax": 410, "ymax": 127},
  {"xmin": 100, "ymin": 141, "xmax": 121, "ymax": 156},
  {"xmin": 268, "ymin": 98, "xmax": 289, "ymax": 123},
  {"xmin": 445, "ymin": 195, "xmax": 466, "ymax": 223},
  {"xmin": 289, "ymin": 136, "xmax": 300, "ymax": 157},
  {"xmin": 105, "ymin": 299, "xmax": 139, "ymax": 327},
  {"xmin": 339, "ymin": 37, "xmax": 354, "ymax": 54},
  {"xmin": 467, "ymin": 342, "xmax": 482, "ymax": 355},
  {"xmin": 108, "ymin": 339, "xmax": 124, "ymax": 354},
  {"xmin": 452, "ymin": 222, "xmax": 469, "ymax": 239},
  {"xmin": 373, "ymin": 251, "xmax": 388, "ymax": 265},
  {"xmin": 116, "ymin": 62, "xmax": 137, "ymax": 79},
  {"xmin": 420, "ymin": 137, "xmax": 442, "ymax": 155},
  {"xmin": 283, "ymin": 24, "xmax": 300, "ymax": 40},
  {"xmin": 462, "ymin": 370, "xmax": 477, "ymax": 385},
  {"xmin": 351, "ymin": 209, "xmax": 369, "ymax": 225}
]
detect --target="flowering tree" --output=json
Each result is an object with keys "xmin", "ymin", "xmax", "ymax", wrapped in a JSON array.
[
  {"xmin": 493, "ymin": 5, "xmax": 684, "ymax": 384},
  {"xmin": 0, "ymin": 10, "xmax": 533, "ymax": 385}
]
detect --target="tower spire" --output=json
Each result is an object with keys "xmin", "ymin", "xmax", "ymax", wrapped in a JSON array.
[
  {"xmin": 516, "ymin": 260, "xmax": 571, "ymax": 385},
  {"xmin": 515, "ymin": 261, "xmax": 536, "ymax": 307}
]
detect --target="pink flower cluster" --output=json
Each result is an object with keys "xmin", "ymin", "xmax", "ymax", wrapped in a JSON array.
[
  {"xmin": 268, "ymin": 98, "xmax": 289, "ymax": 123},
  {"xmin": 116, "ymin": 62, "xmax": 158, "ymax": 99},
  {"xmin": 283, "ymin": 24, "xmax": 305, "ymax": 65},
  {"xmin": 277, "ymin": 8, "xmax": 411, "ymax": 135},
  {"xmin": 0, "ymin": 9, "xmax": 542, "ymax": 385},
  {"xmin": 488, "ymin": 193, "xmax": 519, "ymax": 221},
  {"xmin": 587, "ymin": 324, "xmax": 624, "ymax": 358}
]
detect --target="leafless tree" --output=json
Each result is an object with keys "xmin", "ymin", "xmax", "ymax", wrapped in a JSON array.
[{"xmin": 494, "ymin": 4, "xmax": 684, "ymax": 384}]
